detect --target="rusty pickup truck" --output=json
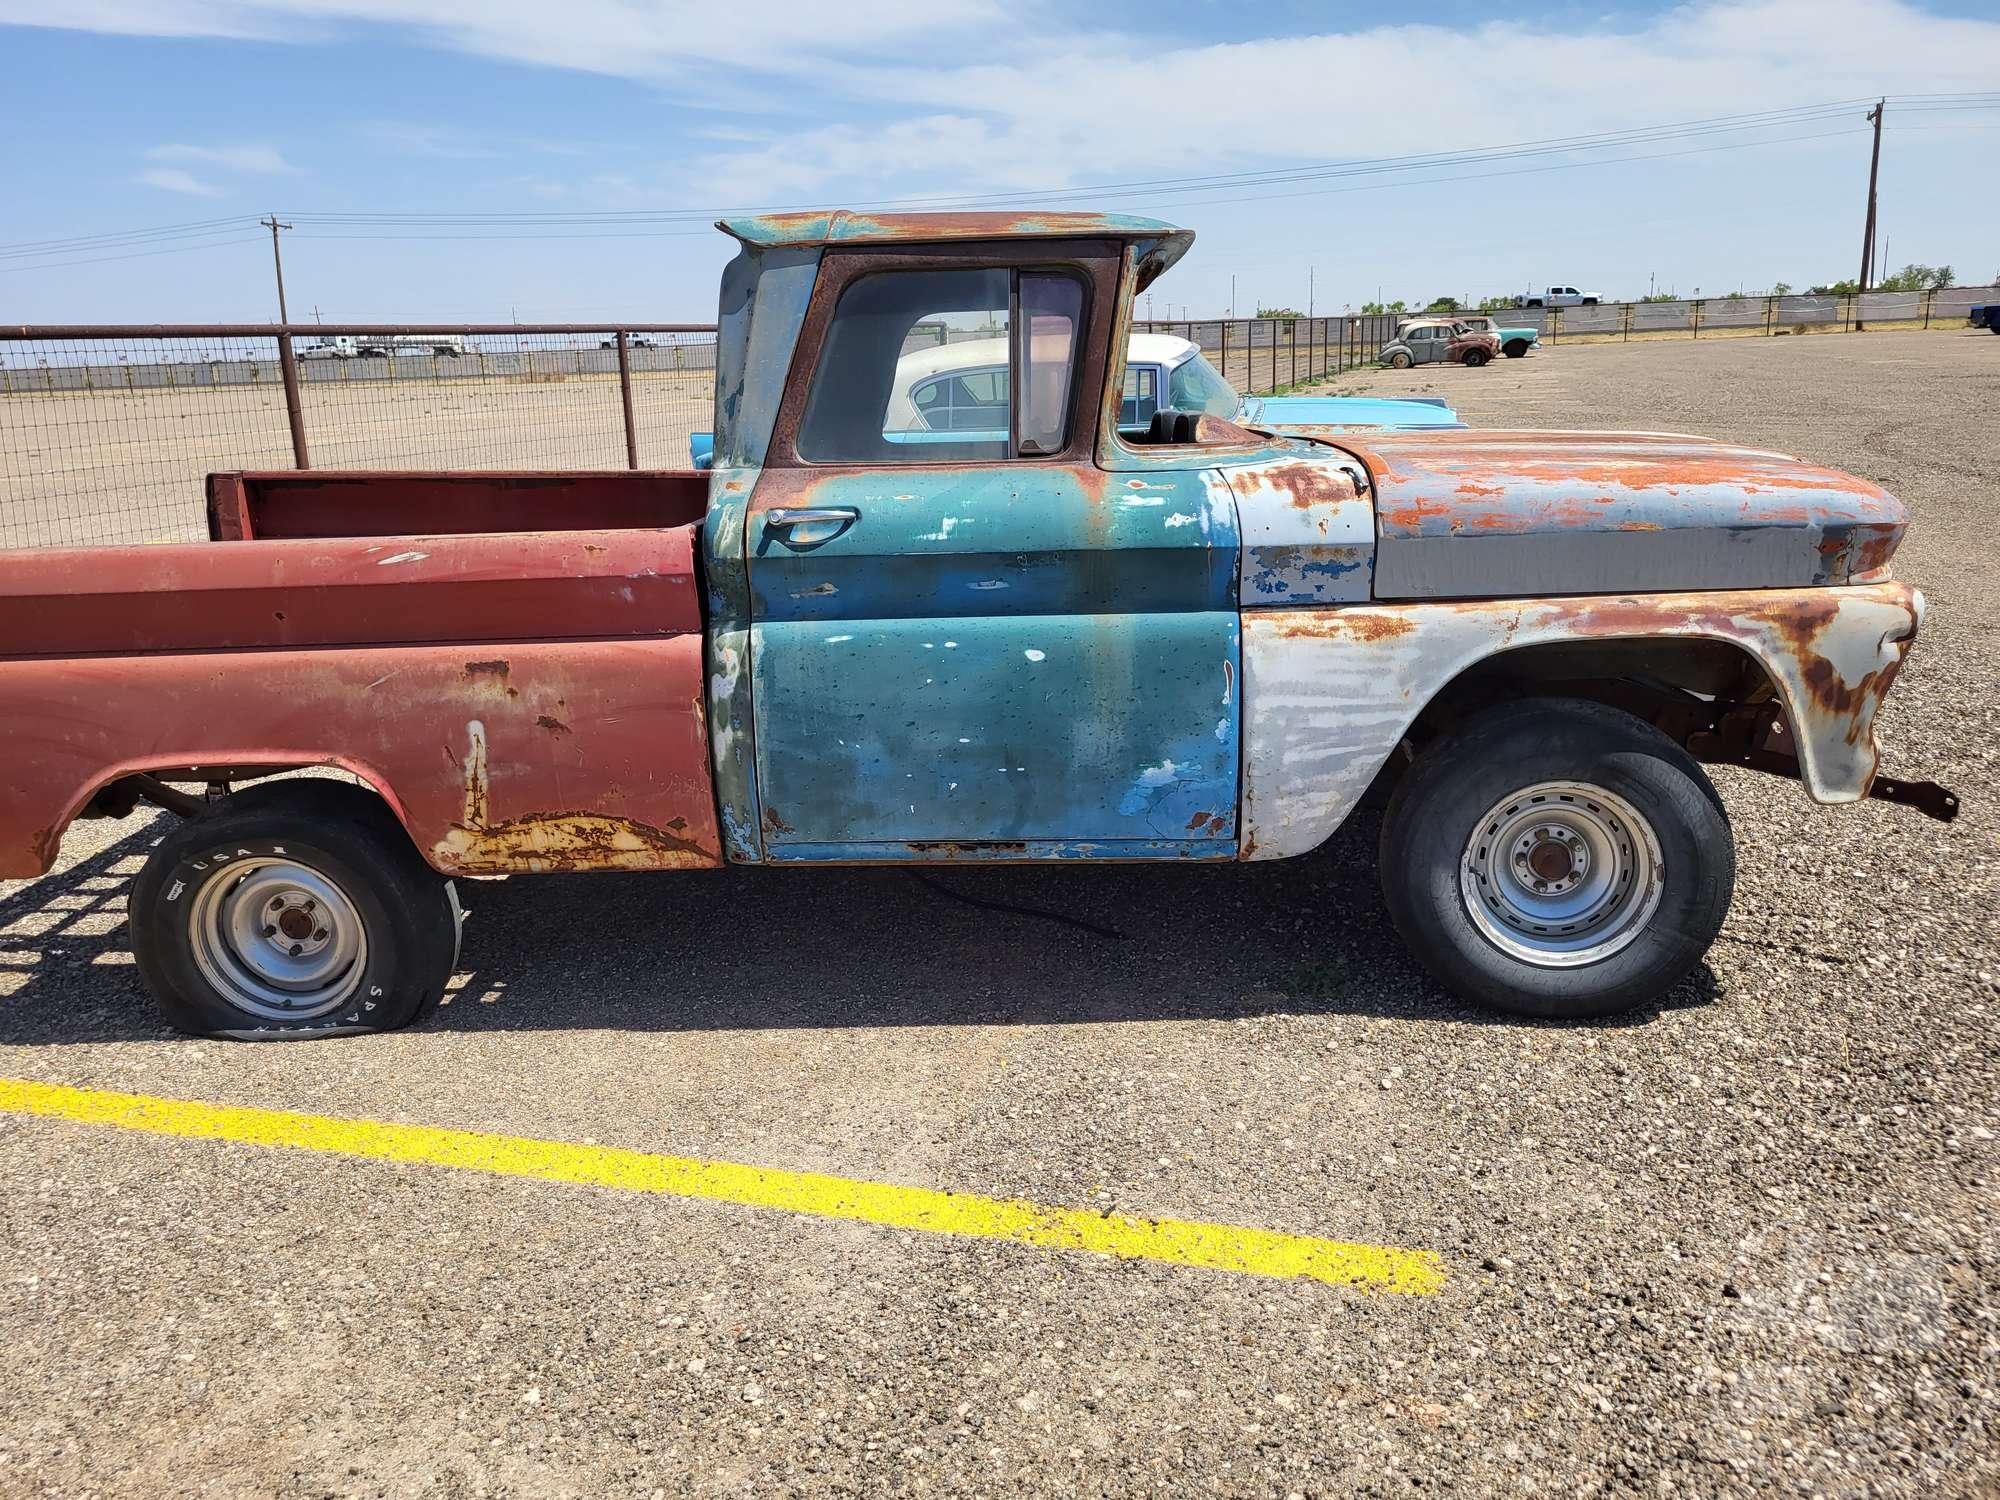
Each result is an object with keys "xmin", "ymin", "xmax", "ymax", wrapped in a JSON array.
[{"xmin": 0, "ymin": 211, "xmax": 1956, "ymax": 1039}]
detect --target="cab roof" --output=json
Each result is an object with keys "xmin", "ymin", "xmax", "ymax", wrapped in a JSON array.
[{"xmin": 717, "ymin": 210, "xmax": 1194, "ymax": 280}]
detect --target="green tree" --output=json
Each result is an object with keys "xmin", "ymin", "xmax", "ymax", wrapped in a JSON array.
[
  {"xmin": 1358, "ymin": 300, "xmax": 1408, "ymax": 315},
  {"xmin": 1424, "ymin": 295, "xmax": 1461, "ymax": 313},
  {"xmin": 1476, "ymin": 293, "xmax": 1514, "ymax": 312},
  {"xmin": 1771, "ymin": 281, "xmax": 1793, "ymax": 296},
  {"xmin": 1810, "ymin": 280, "xmax": 1860, "ymax": 296},
  {"xmin": 1876, "ymin": 263, "xmax": 1954, "ymax": 293},
  {"xmin": 1256, "ymin": 305, "xmax": 1304, "ymax": 319}
]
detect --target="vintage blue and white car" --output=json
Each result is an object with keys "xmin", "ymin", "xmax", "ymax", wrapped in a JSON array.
[{"xmin": 692, "ymin": 331, "xmax": 1459, "ymax": 466}]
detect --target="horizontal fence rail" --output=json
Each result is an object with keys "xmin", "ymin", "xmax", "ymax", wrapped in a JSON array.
[{"xmin": 3, "ymin": 288, "xmax": 1994, "ymax": 550}]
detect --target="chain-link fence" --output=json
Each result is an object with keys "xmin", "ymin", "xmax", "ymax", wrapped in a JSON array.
[
  {"xmin": 0, "ymin": 325, "xmax": 715, "ymax": 548},
  {"xmin": 1132, "ymin": 316, "xmax": 1402, "ymax": 397},
  {"xmin": 1442, "ymin": 283, "xmax": 1999, "ymax": 342},
  {"xmin": 4, "ymin": 289, "xmax": 1993, "ymax": 550}
]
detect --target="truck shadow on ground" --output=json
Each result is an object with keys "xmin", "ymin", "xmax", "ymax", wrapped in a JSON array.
[{"xmin": 0, "ymin": 815, "xmax": 1716, "ymax": 1047}]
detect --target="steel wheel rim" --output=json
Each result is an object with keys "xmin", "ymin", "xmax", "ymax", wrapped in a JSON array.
[
  {"xmin": 1459, "ymin": 780, "xmax": 1665, "ymax": 968},
  {"xmin": 187, "ymin": 857, "xmax": 368, "ymax": 1021}
]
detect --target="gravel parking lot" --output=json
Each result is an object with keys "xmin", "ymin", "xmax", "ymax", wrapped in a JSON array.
[{"xmin": 1, "ymin": 328, "xmax": 1994, "ymax": 1498}]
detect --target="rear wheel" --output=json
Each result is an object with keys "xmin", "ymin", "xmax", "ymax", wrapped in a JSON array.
[
  {"xmin": 1378, "ymin": 699, "xmax": 1734, "ymax": 1020},
  {"xmin": 1503, "ymin": 340, "xmax": 1529, "ymax": 358},
  {"xmin": 1387, "ymin": 350, "xmax": 1413, "ymax": 369},
  {"xmin": 129, "ymin": 781, "xmax": 460, "ymax": 1040}
]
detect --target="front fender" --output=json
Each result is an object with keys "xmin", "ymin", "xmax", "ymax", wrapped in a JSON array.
[{"xmin": 1238, "ymin": 582, "xmax": 1923, "ymax": 860}]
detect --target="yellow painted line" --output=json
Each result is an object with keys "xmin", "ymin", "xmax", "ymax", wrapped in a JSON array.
[{"xmin": 0, "ymin": 1077, "xmax": 1442, "ymax": 1295}]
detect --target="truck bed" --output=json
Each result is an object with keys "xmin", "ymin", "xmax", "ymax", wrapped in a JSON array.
[
  {"xmin": 0, "ymin": 472, "xmax": 721, "ymax": 880},
  {"xmin": 206, "ymin": 470, "xmax": 711, "ymax": 541}
]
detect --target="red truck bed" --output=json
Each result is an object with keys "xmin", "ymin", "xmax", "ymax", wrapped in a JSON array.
[{"xmin": 0, "ymin": 472, "xmax": 721, "ymax": 880}]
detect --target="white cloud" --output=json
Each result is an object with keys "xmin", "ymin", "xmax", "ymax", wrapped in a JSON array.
[
  {"xmin": 14, "ymin": 0, "xmax": 2000, "ymax": 205},
  {"xmin": 0, "ymin": 0, "xmax": 1020, "ymax": 74},
  {"xmin": 135, "ymin": 166, "xmax": 224, "ymax": 195},
  {"xmin": 147, "ymin": 142, "xmax": 293, "ymax": 172}
]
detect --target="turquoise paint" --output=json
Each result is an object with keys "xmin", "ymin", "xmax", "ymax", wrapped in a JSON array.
[
  {"xmin": 746, "ymin": 462, "xmax": 1240, "ymax": 851},
  {"xmin": 750, "ymin": 612, "xmax": 1240, "ymax": 846},
  {"xmin": 747, "ymin": 465, "xmax": 1235, "ymax": 622},
  {"xmin": 705, "ymin": 243, "xmax": 822, "ymax": 863},
  {"xmin": 766, "ymin": 839, "xmax": 1234, "ymax": 863}
]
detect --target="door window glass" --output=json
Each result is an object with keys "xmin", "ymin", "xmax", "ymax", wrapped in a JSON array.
[{"xmin": 796, "ymin": 267, "xmax": 1084, "ymax": 463}]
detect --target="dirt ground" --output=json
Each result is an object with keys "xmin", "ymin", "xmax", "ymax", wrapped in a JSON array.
[
  {"xmin": 0, "ymin": 328, "xmax": 1995, "ymax": 1498},
  {"xmin": 0, "ymin": 370, "xmax": 714, "ymax": 548}
]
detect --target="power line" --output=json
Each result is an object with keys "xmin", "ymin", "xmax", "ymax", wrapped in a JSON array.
[
  {"xmin": 5, "ymin": 92, "xmax": 1996, "ymax": 267},
  {"xmin": 0, "ymin": 232, "xmax": 267, "ymax": 275}
]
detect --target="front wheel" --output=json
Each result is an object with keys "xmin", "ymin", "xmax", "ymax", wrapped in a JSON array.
[
  {"xmin": 1378, "ymin": 698, "xmax": 1735, "ymax": 1020},
  {"xmin": 1462, "ymin": 347, "xmax": 1491, "ymax": 367},
  {"xmin": 129, "ymin": 780, "xmax": 461, "ymax": 1040}
]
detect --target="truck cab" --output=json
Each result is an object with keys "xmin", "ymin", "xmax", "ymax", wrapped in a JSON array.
[{"xmin": 0, "ymin": 211, "xmax": 1950, "ymax": 1040}]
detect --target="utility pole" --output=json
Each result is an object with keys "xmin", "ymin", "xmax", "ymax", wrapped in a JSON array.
[
  {"xmin": 260, "ymin": 214, "xmax": 293, "ymax": 324},
  {"xmin": 1856, "ymin": 100, "xmax": 1884, "ymax": 330},
  {"xmin": 1229, "ymin": 274, "xmax": 1236, "ymax": 319},
  {"xmin": 1308, "ymin": 266, "xmax": 1315, "ymax": 318}
]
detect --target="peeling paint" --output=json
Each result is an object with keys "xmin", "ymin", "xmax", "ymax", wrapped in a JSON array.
[{"xmin": 1238, "ymin": 582, "xmax": 1925, "ymax": 861}]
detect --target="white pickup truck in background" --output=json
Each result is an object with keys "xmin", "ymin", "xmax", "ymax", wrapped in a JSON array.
[{"xmin": 1515, "ymin": 285, "xmax": 1604, "ymax": 308}]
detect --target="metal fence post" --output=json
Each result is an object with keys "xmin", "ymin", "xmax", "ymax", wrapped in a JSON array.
[
  {"xmin": 1219, "ymin": 320, "xmax": 1229, "ymax": 386},
  {"xmin": 276, "ymin": 330, "xmax": 311, "ymax": 469},
  {"xmin": 1692, "ymin": 300, "xmax": 1702, "ymax": 340},
  {"xmin": 1622, "ymin": 303, "xmax": 1631, "ymax": 342},
  {"xmin": 615, "ymin": 330, "xmax": 640, "ymax": 470},
  {"xmin": 1922, "ymin": 290, "xmax": 1933, "ymax": 330}
]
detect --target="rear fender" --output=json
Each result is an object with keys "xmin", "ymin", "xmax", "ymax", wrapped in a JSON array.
[
  {"xmin": 1238, "ymin": 582, "xmax": 1923, "ymax": 860},
  {"xmin": 0, "ymin": 639, "xmax": 722, "ymax": 880}
]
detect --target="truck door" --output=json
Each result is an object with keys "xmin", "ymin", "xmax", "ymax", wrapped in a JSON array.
[{"xmin": 742, "ymin": 249, "xmax": 1240, "ymax": 859}]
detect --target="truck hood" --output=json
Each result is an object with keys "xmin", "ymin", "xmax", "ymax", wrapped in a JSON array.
[
  {"xmin": 1237, "ymin": 394, "xmax": 1463, "ymax": 431},
  {"xmin": 1335, "ymin": 429, "xmax": 1907, "ymax": 599}
]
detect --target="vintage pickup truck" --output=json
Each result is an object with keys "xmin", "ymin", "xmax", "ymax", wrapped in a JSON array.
[{"xmin": 0, "ymin": 210, "xmax": 1955, "ymax": 1041}]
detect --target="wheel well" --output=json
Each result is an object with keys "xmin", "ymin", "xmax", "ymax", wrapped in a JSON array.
[
  {"xmin": 1357, "ymin": 637, "xmax": 1785, "ymax": 806},
  {"xmin": 69, "ymin": 763, "xmax": 416, "ymax": 856}
]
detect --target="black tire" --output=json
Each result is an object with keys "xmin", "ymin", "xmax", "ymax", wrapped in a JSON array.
[
  {"xmin": 1503, "ymin": 340, "xmax": 1529, "ymax": 358},
  {"xmin": 129, "ymin": 780, "xmax": 460, "ymax": 1041},
  {"xmin": 1378, "ymin": 698, "xmax": 1735, "ymax": 1021},
  {"xmin": 1582, "ymin": 297, "xmax": 1599, "ymax": 306},
  {"xmin": 1462, "ymin": 347, "xmax": 1491, "ymax": 367},
  {"xmin": 1387, "ymin": 350, "xmax": 1413, "ymax": 369}
]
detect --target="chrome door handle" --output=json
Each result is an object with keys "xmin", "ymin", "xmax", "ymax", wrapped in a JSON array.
[{"xmin": 765, "ymin": 507, "xmax": 859, "ymax": 528}]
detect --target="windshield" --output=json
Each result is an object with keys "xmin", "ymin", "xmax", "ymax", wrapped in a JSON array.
[{"xmin": 1165, "ymin": 351, "xmax": 1243, "ymax": 419}]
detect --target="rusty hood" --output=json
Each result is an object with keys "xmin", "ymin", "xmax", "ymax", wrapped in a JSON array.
[{"xmin": 1334, "ymin": 429, "xmax": 1908, "ymax": 600}]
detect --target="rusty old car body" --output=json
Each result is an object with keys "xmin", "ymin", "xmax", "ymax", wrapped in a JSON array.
[
  {"xmin": 1380, "ymin": 319, "xmax": 1501, "ymax": 369},
  {"xmin": 0, "ymin": 209, "xmax": 1954, "ymax": 1037}
]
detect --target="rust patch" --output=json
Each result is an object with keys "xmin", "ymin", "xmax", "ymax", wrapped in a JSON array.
[
  {"xmin": 762, "ymin": 804, "xmax": 795, "ymax": 836},
  {"xmin": 1254, "ymin": 460, "xmax": 1361, "ymax": 512},
  {"xmin": 906, "ymin": 840, "xmax": 1029, "ymax": 857},
  {"xmin": 26, "ymin": 826, "xmax": 56, "ymax": 869},
  {"xmin": 1276, "ymin": 612, "xmax": 1416, "ymax": 643},
  {"xmin": 535, "ymin": 715, "xmax": 571, "ymax": 736},
  {"xmin": 437, "ymin": 720, "xmax": 713, "ymax": 872},
  {"xmin": 436, "ymin": 811, "xmax": 713, "ymax": 873},
  {"xmin": 463, "ymin": 659, "xmax": 519, "ymax": 699}
]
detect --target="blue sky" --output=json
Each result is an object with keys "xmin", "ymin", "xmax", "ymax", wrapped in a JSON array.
[{"xmin": 2, "ymin": 0, "xmax": 1996, "ymax": 322}]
